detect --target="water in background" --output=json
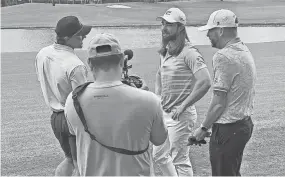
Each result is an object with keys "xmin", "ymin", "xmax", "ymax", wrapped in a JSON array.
[{"xmin": 1, "ymin": 27, "xmax": 285, "ymax": 53}]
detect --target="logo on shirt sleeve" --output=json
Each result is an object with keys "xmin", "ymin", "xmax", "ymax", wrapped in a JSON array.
[{"xmin": 195, "ymin": 56, "xmax": 205, "ymax": 68}]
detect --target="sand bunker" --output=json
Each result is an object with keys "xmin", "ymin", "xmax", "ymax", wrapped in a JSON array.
[{"xmin": 106, "ymin": 5, "xmax": 131, "ymax": 9}]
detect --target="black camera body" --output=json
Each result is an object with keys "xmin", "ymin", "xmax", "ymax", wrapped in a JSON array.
[{"xmin": 121, "ymin": 50, "xmax": 148, "ymax": 90}]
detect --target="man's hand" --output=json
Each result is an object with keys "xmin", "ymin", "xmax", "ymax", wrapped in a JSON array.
[
  {"xmin": 140, "ymin": 79, "xmax": 149, "ymax": 91},
  {"xmin": 72, "ymin": 165, "xmax": 80, "ymax": 176},
  {"xmin": 193, "ymin": 127, "xmax": 208, "ymax": 141},
  {"xmin": 187, "ymin": 136, "xmax": 207, "ymax": 146},
  {"xmin": 172, "ymin": 105, "xmax": 186, "ymax": 120}
]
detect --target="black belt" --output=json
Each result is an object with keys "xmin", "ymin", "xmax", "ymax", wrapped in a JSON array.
[
  {"xmin": 215, "ymin": 116, "xmax": 251, "ymax": 126},
  {"xmin": 53, "ymin": 110, "xmax": 64, "ymax": 114}
]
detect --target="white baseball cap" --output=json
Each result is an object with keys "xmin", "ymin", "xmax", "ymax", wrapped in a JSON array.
[
  {"xmin": 157, "ymin": 8, "xmax": 186, "ymax": 25},
  {"xmin": 198, "ymin": 9, "xmax": 238, "ymax": 31},
  {"xmin": 88, "ymin": 33, "xmax": 123, "ymax": 59}
]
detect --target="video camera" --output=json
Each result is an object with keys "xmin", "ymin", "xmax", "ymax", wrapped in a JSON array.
[{"xmin": 121, "ymin": 50, "xmax": 149, "ymax": 90}]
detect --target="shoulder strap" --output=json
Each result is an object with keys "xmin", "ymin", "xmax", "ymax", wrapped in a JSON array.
[
  {"xmin": 72, "ymin": 82, "xmax": 93, "ymax": 132},
  {"xmin": 72, "ymin": 82, "xmax": 149, "ymax": 155}
]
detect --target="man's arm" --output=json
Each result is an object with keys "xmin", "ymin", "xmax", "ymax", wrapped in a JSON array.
[
  {"xmin": 155, "ymin": 69, "xmax": 162, "ymax": 96},
  {"xmin": 202, "ymin": 54, "xmax": 237, "ymax": 128},
  {"xmin": 68, "ymin": 135, "xmax": 79, "ymax": 175},
  {"xmin": 70, "ymin": 65, "xmax": 89, "ymax": 90},
  {"xmin": 68, "ymin": 65, "xmax": 87, "ymax": 174},
  {"xmin": 172, "ymin": 51, "xmax": 211, "ymax": 120},
  {"xmin": 181, "ymin": 50, "xmax": 212, "ymax": 109},
  {"xmin": 180, "ymin": 68, "xmax": 211, "ymax": 109},
  {"xmin": 66, "ymin": 123, "xmax": 79, "ymax": 173},
  {"xmin": 65, "ymin": 98, "xmax": 79, "ymax": 175},
  {"xmin": 193, "ymin": 90, "xmax": 227, "ymax": 141},
  {"xmin": 202, "ymin": 90, "xmax": 227, "ymax": 128},
  {"xmin": 35, "ymin": 53, "xmax": 43, "ymax": 82},
  {"xmin": 193, "ymin": 53, "xmax": 237, "ymax": 141}
]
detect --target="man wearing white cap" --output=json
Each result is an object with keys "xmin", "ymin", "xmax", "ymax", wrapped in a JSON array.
[
  {"xmin": 193, "ymin": 9, "xmax": 256, "ymax": 176},
  {"xmin": 64, "ymin": 33, "xmax": 168, "ymax": 176},
  {"xmin": 154, "ymin": 8, "xmax": 212, "ymax": 176}
]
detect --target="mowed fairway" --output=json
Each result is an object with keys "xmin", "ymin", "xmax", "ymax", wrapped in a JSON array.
[
  {"xmin": 1, "ymin": 41, "xmax": 285, "ymax": 176},
  {"xmin": 1, "ymin": 0, "xmax": 285, "ymax": 28}
]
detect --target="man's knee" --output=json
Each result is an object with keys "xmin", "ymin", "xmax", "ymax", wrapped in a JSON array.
[{"xmin": 170, "ymin": 135, "xmax": 190, "ymax": 159}]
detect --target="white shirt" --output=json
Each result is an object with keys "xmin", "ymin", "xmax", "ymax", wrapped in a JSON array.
[
  {"xmin": 35, "ymin": 43, "xmax": 88, "ymax": 112},
  {"xmin": 65, "ymin": 81, "xmax": 168, "ymax": 176}
]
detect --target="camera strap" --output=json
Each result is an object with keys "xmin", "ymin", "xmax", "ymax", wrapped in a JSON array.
[{"xmin": 72, "ymin": 82, "xmax": 149, "ymax": 155}]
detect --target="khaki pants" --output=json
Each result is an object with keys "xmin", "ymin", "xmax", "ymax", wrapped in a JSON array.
[{"xmin": 152, "ymin": 106, "xmax": 197, "ymax": 176}]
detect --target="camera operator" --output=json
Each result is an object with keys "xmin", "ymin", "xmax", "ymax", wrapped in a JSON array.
[{"xmin": 64, "ymin": 33, "xmax": 168, "ymax": 176}]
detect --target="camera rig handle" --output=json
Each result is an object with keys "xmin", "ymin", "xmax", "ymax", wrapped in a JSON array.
[{"xmin": 121, "ymin": 49, "xmax": 147, "ymax": 90}]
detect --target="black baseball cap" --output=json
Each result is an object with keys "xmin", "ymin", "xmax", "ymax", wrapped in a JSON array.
[{"xmin": 55, "ymin": 16, "xmax": 92, "ymax": 37}]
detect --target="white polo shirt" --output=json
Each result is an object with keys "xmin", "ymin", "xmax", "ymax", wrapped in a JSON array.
[
  {"xmin": 35, "ymin": 43, "xmax": 88, "ymax": 112},
  {"xmin": 65, "ymin": 81, "xmax": 168, "ymax": 176}
]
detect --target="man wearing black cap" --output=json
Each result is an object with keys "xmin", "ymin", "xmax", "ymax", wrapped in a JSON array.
[{"xmin": 35, "ymin": 16, "xmax": 91, "ymax": 176}]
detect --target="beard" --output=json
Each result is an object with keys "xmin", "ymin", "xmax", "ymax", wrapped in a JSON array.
[
  {"xmin": 210, "ymin": 39, "xmax": 216, "ymax": 47},
  {"xmin": 162, "ymin": 32, "xmax": 177, "ymax": 44},
  {"xmin": 210, "ymin": 38, "xmax": 219, "ymax": 48}
]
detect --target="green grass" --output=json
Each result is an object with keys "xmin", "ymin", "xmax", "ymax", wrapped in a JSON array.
[
  {"xmin": 1, "ymin": 41, "xmax": 285, "ymax": 176},
  {"xmin": 1, "ymin": 0, "xmax": 285, "ymax": 28}
]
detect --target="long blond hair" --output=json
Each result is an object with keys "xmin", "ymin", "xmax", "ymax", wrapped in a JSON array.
[{"xmin": 158, "ymin": 24, "xmax": 190, "ymax": 57}]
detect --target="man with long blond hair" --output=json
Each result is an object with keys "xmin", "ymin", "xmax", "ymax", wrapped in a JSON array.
[{"xmin": 153, "ymin": 8, "xmax": 212, "ymax": 176}]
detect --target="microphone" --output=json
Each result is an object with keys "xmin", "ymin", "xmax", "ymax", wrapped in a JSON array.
[{"xmin": 124, "ymin": 49, "xmax": 133, "ymax": 60}]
